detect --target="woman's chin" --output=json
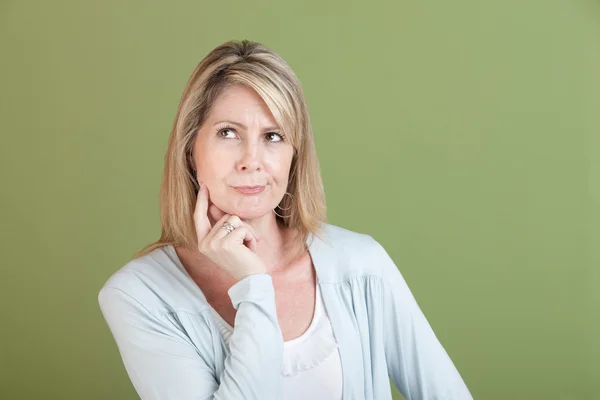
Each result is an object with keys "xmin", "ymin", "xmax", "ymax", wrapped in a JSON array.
[{"xmin": 219, "ymin": 205, "xmax": 272, "ymax": 221}]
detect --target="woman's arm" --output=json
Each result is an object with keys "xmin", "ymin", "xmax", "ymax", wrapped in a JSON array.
[
  {"xmin": 98, "ymin": 273, "xmax": 283, "ymax": 400},
  {"xmin": 370, "ymin": 237, "xmax": 473, "ymax": 400}
]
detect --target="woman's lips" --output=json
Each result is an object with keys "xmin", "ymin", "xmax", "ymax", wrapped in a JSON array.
[{"xmin": 232, "ymin": 185, "xmax": 266, "ymax": 194}]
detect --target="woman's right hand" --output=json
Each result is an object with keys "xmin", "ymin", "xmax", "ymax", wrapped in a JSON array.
[{"xmin": 193, "ymin": 181, "xmax": 268, "ymax": 282}]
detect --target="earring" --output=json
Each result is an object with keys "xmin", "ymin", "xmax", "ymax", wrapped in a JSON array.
[{"xmin": 273, "ymin": 192, "xmax": 293, "ymax": 218}]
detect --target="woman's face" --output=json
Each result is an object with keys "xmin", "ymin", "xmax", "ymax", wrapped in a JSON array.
[{"xmin": 192, "ymin": 84, "xmax": 295, "ymax": 220}]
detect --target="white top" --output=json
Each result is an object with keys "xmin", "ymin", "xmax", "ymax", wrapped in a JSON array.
[{"xmin": 208, "ymin": 282, "xmax": 343, "ymax": 399}]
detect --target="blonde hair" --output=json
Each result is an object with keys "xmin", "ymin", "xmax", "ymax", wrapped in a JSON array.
[{"xmin": 133, "ymin": 39, "xmax": 327, "ymax": 267}]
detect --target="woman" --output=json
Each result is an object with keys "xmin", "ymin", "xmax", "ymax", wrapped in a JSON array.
[{"xmin": 98, "ymin": 39, "xmax": 473, "ymax": 400}]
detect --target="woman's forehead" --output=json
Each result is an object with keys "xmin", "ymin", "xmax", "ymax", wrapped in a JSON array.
[{"xmin": 208, "ymin": 85, "xmax": 280, "ymax": 128}]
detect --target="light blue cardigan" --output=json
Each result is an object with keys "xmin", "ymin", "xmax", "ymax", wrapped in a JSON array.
[{"xmin": 98, "ymin": 223, "xmax": 473, "ymax": 399}]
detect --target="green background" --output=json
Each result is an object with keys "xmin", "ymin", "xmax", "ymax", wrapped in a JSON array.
[{"xmin": 1, "ymin": 0, "xmax": 598, "ymax": 399}]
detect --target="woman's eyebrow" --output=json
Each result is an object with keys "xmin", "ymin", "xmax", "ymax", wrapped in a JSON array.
[{"xmin": 214, "ymin": 120, "xmax": 280, "ymax": 132}]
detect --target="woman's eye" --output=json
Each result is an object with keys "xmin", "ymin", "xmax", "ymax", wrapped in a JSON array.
[
  {"xmin": 218, "ymin": 128, "xmax": 237, "ymax": 139},
  {"xmin": 266, "ymin": 132, "xmax": 283, "ymax": 142},
  {"xmin": 217, "ymin": 128, "xmax": 283, "ymax": 142}
]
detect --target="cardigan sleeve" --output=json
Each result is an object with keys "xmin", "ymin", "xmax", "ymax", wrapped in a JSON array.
[
  {"xmin": 98, "ymin": 273, "xmax": 284, "ymax": 400},
  {"xmin": 370, "ymin": 237, "xmax": 473, "ymax": 400}
]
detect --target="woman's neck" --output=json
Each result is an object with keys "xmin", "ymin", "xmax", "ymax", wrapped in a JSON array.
[{"xmin": 244, "ymin": 214, "xmax": 290, "ymax": 273}]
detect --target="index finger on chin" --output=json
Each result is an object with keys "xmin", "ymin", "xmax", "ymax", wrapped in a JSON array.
[{"xmin": 193, "ymin": 182, "xmax": 210, "ymax": 238}]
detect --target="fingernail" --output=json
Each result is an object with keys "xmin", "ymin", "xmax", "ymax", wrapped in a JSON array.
[{"xmin": 198, "ymin": 181, "xmax": 204, "ymax": 190}]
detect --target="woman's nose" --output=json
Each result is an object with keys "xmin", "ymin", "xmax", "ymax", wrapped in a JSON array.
[{"xmin": 237, "ymin": 140, "xmax": 262, "ymax": 172}]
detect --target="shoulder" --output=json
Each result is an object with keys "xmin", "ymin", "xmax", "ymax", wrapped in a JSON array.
[
  {"xmin": 98, "ymin": 245, "xmax": 210, "ymax": 315},
  {"xmin": 317, "ymin": 223, "xmax": 383, "ymax": 255},
  {"xmin": 311, "ymin": 223, "xmax": 393, "ymax": 283}
]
